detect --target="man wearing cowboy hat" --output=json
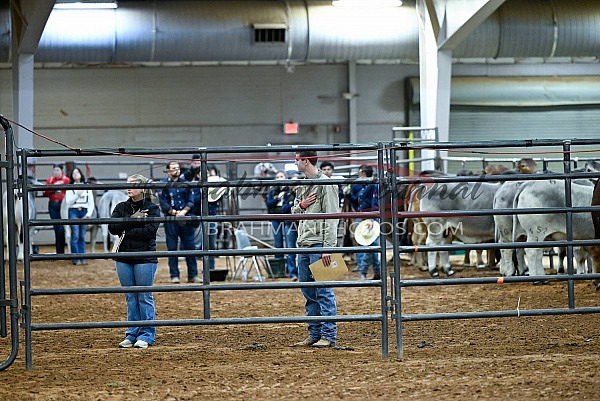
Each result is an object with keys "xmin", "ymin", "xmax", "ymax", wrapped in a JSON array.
[
  {"xmin": 291, "ymin": 150, "xmax": 340, "ymax": 348},
  {"xmin": 203, "ymin": 164, "xmax": 228, "ymax": 270}
]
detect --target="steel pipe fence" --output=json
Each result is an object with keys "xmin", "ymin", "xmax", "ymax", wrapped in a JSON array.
[
  {"xmin": 388, "ymin": 138, "xmax": 600, "ymax": 359},
  {"xmin": 2, "ymin": 130, "xmax": 600, "ymax": 369},
  {"xmin": 14, "ymin": 142, "xmax": 391, "ymax": 370},
  {"xmin": 0, "ymin": 116, "xmax": 21, "ymax": 371},
  {"xmin": 24, "ymin": 150, "xmax": 600, "ymax": 248}
]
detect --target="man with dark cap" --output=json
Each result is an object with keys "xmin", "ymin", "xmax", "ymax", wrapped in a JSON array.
[{"xmin": 181, "ymin": 154, "xmax": 202, "ymax": 182}]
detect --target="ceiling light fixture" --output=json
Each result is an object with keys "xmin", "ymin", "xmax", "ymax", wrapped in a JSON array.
[
  {"xmin": 53, "ymin": 2, "xmax": 118, "ymax": 9},
  {"xmin": 332, "ymin": 0, "xmax": 402, "ymax": 7}
]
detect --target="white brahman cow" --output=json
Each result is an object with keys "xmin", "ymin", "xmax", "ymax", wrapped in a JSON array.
[
  {"xmin": 3, "ymin": 189, "xmax": 37, "ymax": 261},
  {"xmin": 97, "ymin": 190, "xmax": 128, "ymax": 252}
]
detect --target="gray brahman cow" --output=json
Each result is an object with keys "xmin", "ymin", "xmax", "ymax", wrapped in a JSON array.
[
  {"xmin": 495, "ymin": 161, "xmax": 600, "ymax": 277},
  {"xmin": 591, "ymin": 178, "xmax": 600, "ymax": 290},
  {"xmin": 514, "ymin": 179, "xmax": 595, "ymax": 282},
  {"xmin": 419, "ymin": 180, "xmax": 500, "ymax": 277},
  {"xmin": 493, "ymin": 179, "xmax": 528, "ymax": 277}
]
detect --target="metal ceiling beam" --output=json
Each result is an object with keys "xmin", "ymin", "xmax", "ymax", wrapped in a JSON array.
[
  {"xmin": 437, "ymin": 0, "xmax": 507, "ymax": 51},
  {"xmin": 423, "ymin": 0, "xmax": 440, "ymax": 39},
  {"xmin": 11, "ymin": 0, "xmax": 54, "ymax": 54}
]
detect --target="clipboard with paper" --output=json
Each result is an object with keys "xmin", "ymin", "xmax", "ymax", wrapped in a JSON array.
[{"xmin": 308, "ymin": 253, "xmax": 348, "ymax": 281}]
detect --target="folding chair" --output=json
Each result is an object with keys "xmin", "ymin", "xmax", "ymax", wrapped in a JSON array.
[{"xmin": 230, "ymin": 229, "xmax": 274, "ymax": 281}]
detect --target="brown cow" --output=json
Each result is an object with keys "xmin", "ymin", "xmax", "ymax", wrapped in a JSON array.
[
  {"xmin": 403, "ymin": 169, "xmax": 501, "ymax": 272},
  {"xmin": 516, "ymin": 158, "xmax": 538, "ymax": 174},
  {"xmin": 591, "ymin": 179, "xmax": 600, "ymax": 291},
  {"xmin": 484, "ymin": 164, "xmax": 509, "ymax": 175}
]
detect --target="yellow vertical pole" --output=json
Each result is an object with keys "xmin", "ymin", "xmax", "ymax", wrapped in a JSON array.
[{"xmin": 408, "ymin": 131, "xmax": 415, "ymax": 173}]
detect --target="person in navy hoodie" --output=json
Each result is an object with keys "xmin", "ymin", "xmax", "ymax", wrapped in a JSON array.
[
  {"xmin": 351, "ymin": 165, "xmax": 381, "ymax": 280},
  {"xmin": 265, "ymin": 171, "xmax": 298, "ymax": 279}
]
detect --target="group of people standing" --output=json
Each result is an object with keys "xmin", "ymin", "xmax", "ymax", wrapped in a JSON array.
[
  {"xmin": 108, "ymin": 150, "xmax": 350, "ymax": 349},
  {"xmin": 265, "ymin": 160, "xmax": 381, "ymax": 282},
  {"xmin": 156, "ymin": 156, "xmax": 222, "ymax": 284},
  {"xmin": 265, "ymin": 170, "xmax": 299, "ymax": 280},
  {"xmin": 41, "ymin": 152, "xmax": 377, "ymax": 350},
  {"xmin": 44, "ymin": 164, "xmax": 95, "ymax": 265}
]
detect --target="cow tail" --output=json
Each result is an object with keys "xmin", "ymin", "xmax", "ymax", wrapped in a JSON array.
[
  {"xmin": 403, "ymin": 184, "xmax": 425, "ymax": 231},
  {"xmin": 511, "ymin": 182, "xmax": 530, "ymax": 242}
]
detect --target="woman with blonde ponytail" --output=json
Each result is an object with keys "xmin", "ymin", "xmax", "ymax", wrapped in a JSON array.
[{"xmin": 108, "ymin": 174, "xmax": 160, "ymax": 349}]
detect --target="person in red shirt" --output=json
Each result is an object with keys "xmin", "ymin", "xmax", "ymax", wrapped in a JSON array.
[{"xmin": 43, "ymin": 164, "xmax": 70, "ymax": 253}]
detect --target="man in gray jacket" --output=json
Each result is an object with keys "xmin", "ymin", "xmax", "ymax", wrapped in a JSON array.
[{"xmin": 292, "ymin": 150, "xmax": 340, "ymax": 348}]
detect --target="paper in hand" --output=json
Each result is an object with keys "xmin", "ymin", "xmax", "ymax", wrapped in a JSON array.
[{"xmin": 308, "ymin": 254, "xmax": 348, "ymax": 281}]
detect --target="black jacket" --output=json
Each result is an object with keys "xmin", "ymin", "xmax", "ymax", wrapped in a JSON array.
[{"xmin": 108, "ymin": 198, "xmax": 160, "ymax": 264}]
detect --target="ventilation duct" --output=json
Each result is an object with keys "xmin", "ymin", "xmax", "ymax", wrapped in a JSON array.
[
  {"xmin": 253, "ymin": 23, "xmax": 287, "ymax": 44},
  {"xmin": 2, "ymin": 0, "xmax": 600, "ymax": 64}
]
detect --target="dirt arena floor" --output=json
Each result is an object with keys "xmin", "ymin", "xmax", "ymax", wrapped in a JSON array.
[{"xmin": 1, "ymin": 250, "xmax": 600, "ymax": 400}]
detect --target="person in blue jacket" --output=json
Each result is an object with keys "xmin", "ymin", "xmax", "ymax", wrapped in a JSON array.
[
  {"xmin": 265, "ymin": 171, "xmax": 298, "ymax": 279},
  {"xmin": 158, "ymin": 161, "xmax": 198, "ymax": 283},
  {"xmin": 351, "ymin": 165, "xmax": 381, "ymax": 280}
]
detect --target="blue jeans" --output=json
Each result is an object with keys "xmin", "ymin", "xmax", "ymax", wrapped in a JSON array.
[
  {"xmin": 68, "ymin": 208, "xmax": 87, "ymax": 264},
  {"xmin": 164, "ymin": 222, "xmax": 198, "ymax": 280},
  {"xmin": 356, "ymin": 218, "xmax": 381, "ymax": 276},
  {"xmin": 285, "ymin": 222, "xmax": 298, "ymax": 278},
  {"xmin": 208, "ymin": 221, "xmax": 217, "ymax": 270},
  {"xmin": 116, "ymin": 261, "xmax": 157, "ymax": 344},
  {"xmin": 48, "ymin": 200, "xmax": 65, "ymax": 253},
  {"xmin": 271, "ymin": 220, "xmax": 298, "ymax": 278},
  {"xmin": 194, "ymin": 222, "xmax": 217, "ymax": 270},
  {"xmin": 298, "ymin": 245, "xmax": 337, "ymax": 343}
]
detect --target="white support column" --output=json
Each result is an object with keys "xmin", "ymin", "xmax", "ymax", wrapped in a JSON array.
[
  {"xmin": 9, "ymin": 0, "xmax": 55, "ymax": 151},
  {"xmin": 347, "ymin": 61, "xmax": 358, "ymax": 144},
  {"xmin": 417, "ymin": 0, "xmax": 439, "ymax": 172},
  {"xmin": 12, "ymin": 53, "xmax": 35, "ymax": 150},
  {"xmin": 436, "ymin": 49, "xmax": 452, "ymax": 173}
]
